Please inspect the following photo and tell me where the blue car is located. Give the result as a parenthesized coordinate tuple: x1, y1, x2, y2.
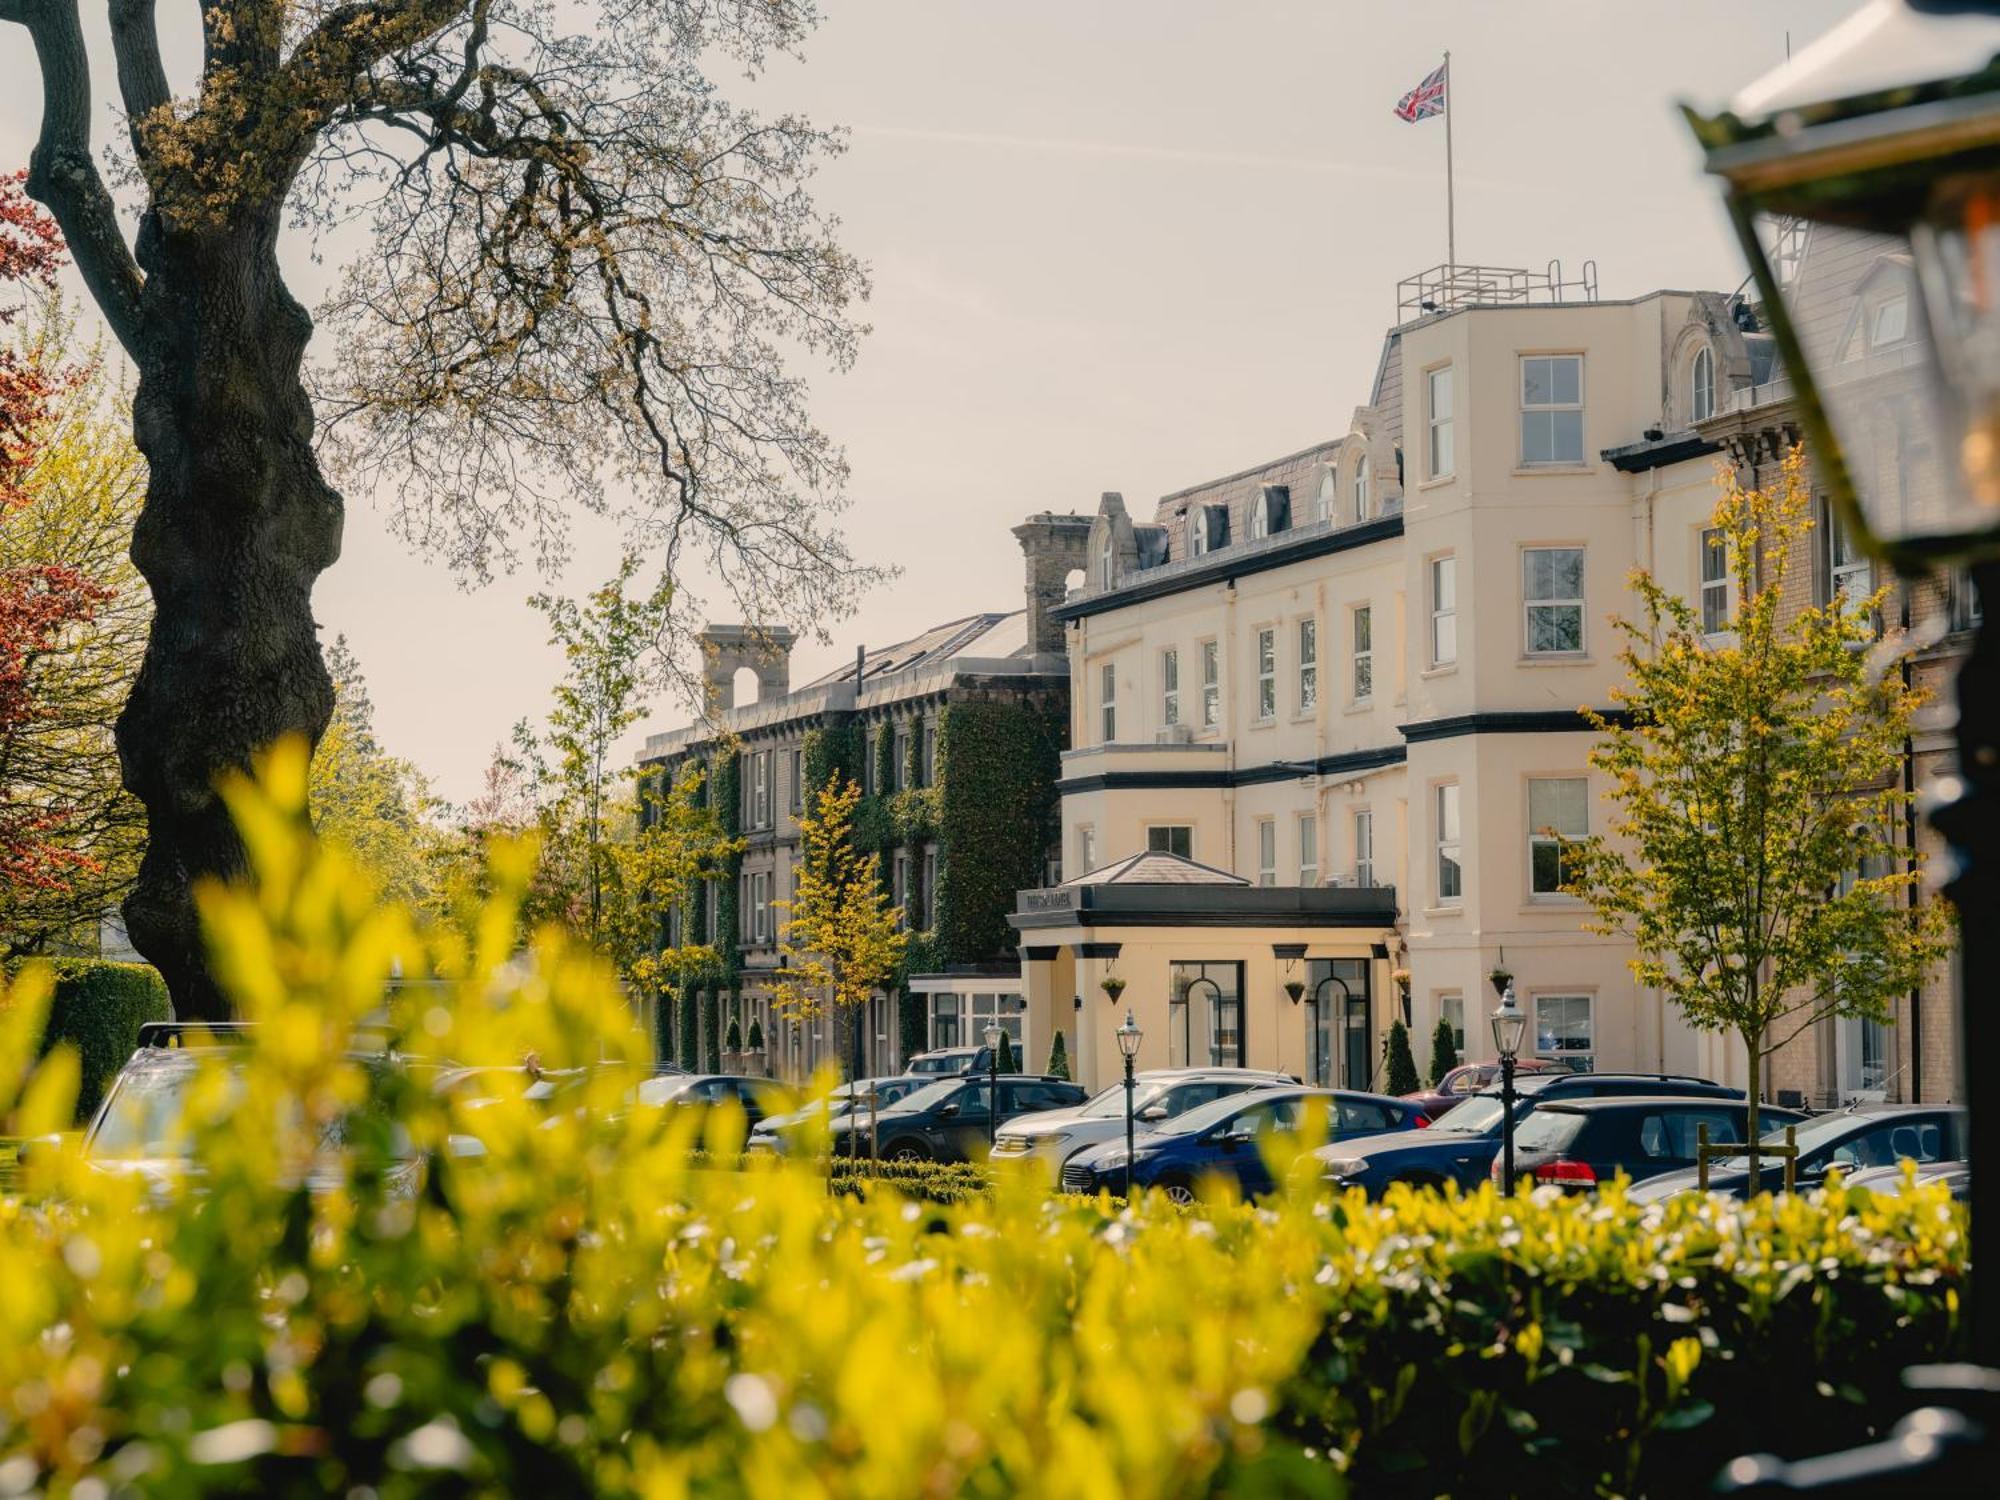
(1311, 1072, 1739, 1197)
(1061, 1086, 1425, 1203)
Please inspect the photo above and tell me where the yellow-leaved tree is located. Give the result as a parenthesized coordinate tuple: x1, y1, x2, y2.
(775, 775, 907, 1125)
(1569, 450, 1954, 1186)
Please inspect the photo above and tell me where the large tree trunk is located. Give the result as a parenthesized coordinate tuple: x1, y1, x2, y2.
(115, 209, 342, 1020)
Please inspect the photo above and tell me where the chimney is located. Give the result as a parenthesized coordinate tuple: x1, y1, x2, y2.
(1012, 509, 1096, 657)
(697, 623, 798, 714)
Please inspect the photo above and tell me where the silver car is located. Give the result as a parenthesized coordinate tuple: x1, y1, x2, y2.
(991, 1067, 1295, 1177)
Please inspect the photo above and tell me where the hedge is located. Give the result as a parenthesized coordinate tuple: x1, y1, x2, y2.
(6, 958, 170, 1122)
(0, 765, 1960, 1497)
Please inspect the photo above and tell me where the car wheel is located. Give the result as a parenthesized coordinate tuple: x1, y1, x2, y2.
(887, 1140, 930, 1163)
(1396, 1173, 1445, 1195)
(1158, 1177, 1196, 1207)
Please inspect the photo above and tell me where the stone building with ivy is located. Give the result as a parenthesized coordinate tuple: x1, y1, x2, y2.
(637, 514, 1089, 1079)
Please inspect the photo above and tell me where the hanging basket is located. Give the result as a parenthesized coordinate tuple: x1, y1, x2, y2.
(1283, 978, 1306, 1005)
(1488, 968, 1514, 999)
(1100, 974, 1128, 1003)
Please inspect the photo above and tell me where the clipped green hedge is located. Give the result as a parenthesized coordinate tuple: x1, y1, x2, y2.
(8, 958, 170, 1122)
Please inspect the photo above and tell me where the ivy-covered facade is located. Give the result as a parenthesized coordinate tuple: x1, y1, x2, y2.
(637, 590, 1081, 1080)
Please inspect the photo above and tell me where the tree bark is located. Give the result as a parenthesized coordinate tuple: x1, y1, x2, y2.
(1744, 1021, 1763, 1197)
(114, 208, 342, 1019)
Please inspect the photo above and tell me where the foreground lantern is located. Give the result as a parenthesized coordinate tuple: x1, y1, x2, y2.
(1685, 0, 2000, 572)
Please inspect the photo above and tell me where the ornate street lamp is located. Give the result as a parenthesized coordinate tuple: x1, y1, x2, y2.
(1116, 1009, 1144, 1200)
(983, 1021, 1004, 1152)
(1687, 0, 2000, 1362)
(1491, 983, 1527, 1196)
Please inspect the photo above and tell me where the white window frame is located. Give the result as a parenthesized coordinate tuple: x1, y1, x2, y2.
(1353, 808, 1375, 887)
(1298, 813, 1318, 886)
(1533, 993, 1594, 1071)
(1823, 498, 1874, 619)
(1439, 993, 1466, 1054)
(1430, 555, 1458, 667)
(1254, 628, 1276, 722)
(1523, 546, 1586, 657)
(1519, 353, 1585, 467)
(893, 727, 910, 792)
(1256, 818, 1276, 886)
(1160, 647, 1180, 727)
(1076, 825, 1096, 877)
(1188, 509, 1209, 558)
(1352, 604, 1373, 702)
(1249, 497, 1268, 541)
(1690, 345, 1715, 424)
(1098, 532, 1116, 589)
(1200, 639, 1220, 728)
(1426, 365, 1454, 479)
(1871, 293, 1909, 349)
(753, 750, 772, 828)
(1353, 452, 1371, 521)
(1316, 465, 1337, 523)
(1700, 527, 1729, 635)
(1100, 663, 1117, 743)
(1527, 776, 1589, 899)
(1297, 618, 1318, 713)
(1435, 783, 1463, 906)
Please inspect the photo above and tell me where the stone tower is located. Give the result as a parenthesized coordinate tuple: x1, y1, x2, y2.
(1012, 510, 1094, 657)
(698, 623, 798, 713)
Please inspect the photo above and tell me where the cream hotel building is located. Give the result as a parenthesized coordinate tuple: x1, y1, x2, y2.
(1010, 256, 1933, 1103)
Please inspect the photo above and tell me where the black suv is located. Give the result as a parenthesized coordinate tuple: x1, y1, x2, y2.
(1312, 1072, 1742, 1196)
(1498, 1095, 1808, 1192)
(1629, 1103, 1969, 1202)
(831, 1074, 1088, 1162)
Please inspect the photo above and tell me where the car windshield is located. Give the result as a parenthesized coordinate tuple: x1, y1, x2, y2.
(1512, 1110, 1586, 1151)
(1153, 1089, 1287, 1138)
(886, 1079, 965, 1113)
(91, 1060, 407, 1159)
(1075, 1080, 1175, 1119)
(1433, 1096, 1508, 1135)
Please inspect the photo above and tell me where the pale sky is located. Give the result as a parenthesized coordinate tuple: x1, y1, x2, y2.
(1, 1, 1856, 804)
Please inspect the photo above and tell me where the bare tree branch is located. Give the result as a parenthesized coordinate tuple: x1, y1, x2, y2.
(4, 0, 145, 351)
(108, 0, 171, 150)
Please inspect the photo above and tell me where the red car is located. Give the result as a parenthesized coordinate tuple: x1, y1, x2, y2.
(1403, 1058, 1570, 1121)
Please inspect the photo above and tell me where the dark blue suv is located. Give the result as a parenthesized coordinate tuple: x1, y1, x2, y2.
(1062, 1086, 1425, 1203)
(1310, 1072, 1739, 1197)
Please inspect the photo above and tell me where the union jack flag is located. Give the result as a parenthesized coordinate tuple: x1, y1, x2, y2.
(1394, 63, 1448, 123)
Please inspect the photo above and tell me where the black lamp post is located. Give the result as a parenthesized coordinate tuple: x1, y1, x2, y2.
(1491, 983, 1526, 1196)
(983, 1021, 1004, 1152)
(1116, 1008, 1144, 1200)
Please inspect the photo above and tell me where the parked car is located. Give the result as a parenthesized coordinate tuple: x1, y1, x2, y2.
(76, 1022, 422, 1197)
(1311, 1072, 1740, 1197)
(636, 1073, 795, 1131)
(1492, 1096, 1807, 1192)
(749, 1075, 932, 1152)
(1626, 1104, 1969, 1203)
(904, 1045, 994, 1078)
(832, 1074, 1087, 1162)
(1403, 1057, 1569, 1121)
(991, 1067, 1296, 1176)
(1063, 1087, 1425, 1204)
(1843, 1159, 1970, 1203)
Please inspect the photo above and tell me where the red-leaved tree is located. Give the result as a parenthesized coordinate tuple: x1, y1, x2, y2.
(1, 172, 113, 897)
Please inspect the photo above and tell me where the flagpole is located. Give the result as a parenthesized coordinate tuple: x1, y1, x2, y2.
(1443, 50, 1456, 278)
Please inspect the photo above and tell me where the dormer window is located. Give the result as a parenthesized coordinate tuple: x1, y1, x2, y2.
(1188, 509, 1208, 557)
(1690, 345, 1714, 423)
(1353, 454, 1371, 521)
(1249, 499, 1268, 541)
(1316, 465, 1337, 522)
(1097, 531, 1115, 589)
(1871, 294, 1908, 350)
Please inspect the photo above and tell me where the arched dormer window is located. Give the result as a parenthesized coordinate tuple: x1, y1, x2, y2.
(1353, 453, 1371, 522)
(1097, 530, 1115, 589)
(1315, 465, 1337, 523)
(1188, 510, 1208, 558)
(1690, 345, 1714, 423)
(1248, 497, 1268, 541)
